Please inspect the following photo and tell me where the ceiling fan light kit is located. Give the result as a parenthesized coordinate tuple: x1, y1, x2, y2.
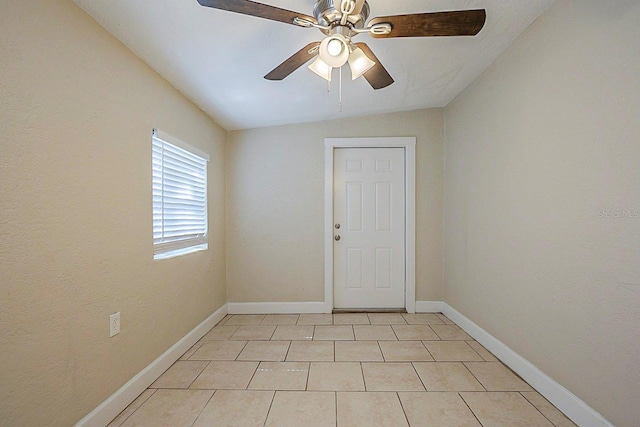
(196, 0, 486, 91)
(348, 46, 375, 80)
(319, 33, 350, 68)
(308, 56, 333, 81)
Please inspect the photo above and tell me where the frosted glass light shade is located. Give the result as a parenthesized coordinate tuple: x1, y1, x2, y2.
(308, 56, 332, 81)
(319, 34, 349, 68)
(348, 47, 376, 80)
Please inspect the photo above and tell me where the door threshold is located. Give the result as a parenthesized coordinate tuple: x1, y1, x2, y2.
(332, 308, 407, 314)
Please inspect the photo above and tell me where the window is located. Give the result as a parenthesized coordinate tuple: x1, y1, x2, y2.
(152, 129, 209, 260)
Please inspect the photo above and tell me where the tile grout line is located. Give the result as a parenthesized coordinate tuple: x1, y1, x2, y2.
(520, 391, 566, 427)
(245, 360, 261, 391)
(234, 340, 250, 361)
(261, 390, 277, 427)
(282, 340, 292, 362)
(461, 361, 489, 392)
(390, 324, 401, 341)
(427, 323, 442, 341)
(183, 341, 204, 361)
(418, 340, 436, 361)
(376, 340, 386, 362)
(186, 360, 211, 390)
(306, 361, 313, 392)
(268, 325, 278, 340)
(410, 361, 428, 392)
(458, 391, 484, 426)
(462, 340, 485, 360)
(359, 361, 368, 392)
(395, 391, 412, 427)
(107, 389, 157, 427)
(188, 389, 216, 427)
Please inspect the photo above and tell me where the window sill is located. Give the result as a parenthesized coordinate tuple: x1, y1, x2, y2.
(154, 243, 208, 261)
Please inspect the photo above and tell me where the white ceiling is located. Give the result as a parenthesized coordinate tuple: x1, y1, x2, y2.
(74, 0, 555, 130)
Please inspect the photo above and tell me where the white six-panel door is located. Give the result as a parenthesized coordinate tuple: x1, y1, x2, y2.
(333, 147, 406, 309)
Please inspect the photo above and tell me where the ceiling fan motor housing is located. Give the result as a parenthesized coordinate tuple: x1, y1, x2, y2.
(313, 0, 370, 33)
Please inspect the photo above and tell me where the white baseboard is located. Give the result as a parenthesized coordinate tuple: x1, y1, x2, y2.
(441, 302, 614, 427)
(227, 302, 325, 314)
(414, 300, 445, 313)
(75, 304, 228, 427)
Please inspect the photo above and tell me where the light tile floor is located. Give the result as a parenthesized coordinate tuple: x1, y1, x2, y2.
(109, 313, 577, 427)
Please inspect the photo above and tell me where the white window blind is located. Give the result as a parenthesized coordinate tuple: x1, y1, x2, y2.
(152, 129, 209, 259)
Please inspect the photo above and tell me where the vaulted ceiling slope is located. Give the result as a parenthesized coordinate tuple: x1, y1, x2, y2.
(74, 0, 555, 130)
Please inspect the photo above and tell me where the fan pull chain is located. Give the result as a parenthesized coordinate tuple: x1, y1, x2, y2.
(339, 65, 343, 112)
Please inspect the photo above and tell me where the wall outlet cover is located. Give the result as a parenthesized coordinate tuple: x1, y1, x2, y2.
(110, 312, 120, 337)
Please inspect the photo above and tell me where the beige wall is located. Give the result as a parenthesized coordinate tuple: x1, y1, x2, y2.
(0, 1, 226, 425)
(6, 0, 637, 425)
(443, 1, 640, 426)
(227, 109, 444, 303)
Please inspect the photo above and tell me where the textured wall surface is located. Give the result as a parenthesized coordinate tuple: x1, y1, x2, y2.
(227, 109, 444, 303)
(0, 1, 227, 425)
(444, 1, 640, 426)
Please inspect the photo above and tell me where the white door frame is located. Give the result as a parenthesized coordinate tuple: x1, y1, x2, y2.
(324, 137, 416, 313)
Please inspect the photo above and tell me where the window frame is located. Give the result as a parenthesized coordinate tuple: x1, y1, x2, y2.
(152, 129, 209, 260)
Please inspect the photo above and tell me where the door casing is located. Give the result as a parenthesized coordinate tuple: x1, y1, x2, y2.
(324, 137, 416, 313)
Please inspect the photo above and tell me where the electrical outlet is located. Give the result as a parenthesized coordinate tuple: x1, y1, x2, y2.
(109, 312, 120, 337)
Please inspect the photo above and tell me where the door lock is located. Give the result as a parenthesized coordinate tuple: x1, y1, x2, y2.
(335, 223, 341, 229)
(334, 235, 341, 241)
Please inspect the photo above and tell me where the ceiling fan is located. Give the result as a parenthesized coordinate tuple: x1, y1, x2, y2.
(196, 0, 486, 89)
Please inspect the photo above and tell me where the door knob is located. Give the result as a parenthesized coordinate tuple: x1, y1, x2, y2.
(335, 223, 341, 229)
(334, 235, 341, 241)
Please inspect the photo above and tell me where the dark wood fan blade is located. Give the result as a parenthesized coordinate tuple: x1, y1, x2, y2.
(264, 42, 321, 80)
(368, 9, 486, 38)
(197, 0, 317, 26)
(354, 42, 394, 90)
